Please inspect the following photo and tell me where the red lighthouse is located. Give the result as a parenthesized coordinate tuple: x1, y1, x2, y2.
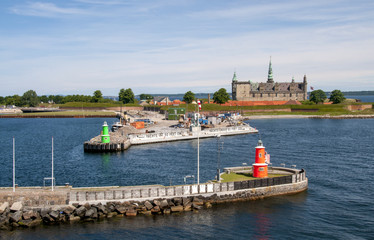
(252, 140, 268, 178)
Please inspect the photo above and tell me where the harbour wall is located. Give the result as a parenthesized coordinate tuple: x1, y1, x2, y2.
(0, 168, 307, 230)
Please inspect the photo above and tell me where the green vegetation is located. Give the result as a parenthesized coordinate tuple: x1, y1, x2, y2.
(92, 90, 103, 103)
(119, 88, 135, 104)
(139, 94, 154, 100)
(221, 172, 288, 183)
(213, 88, 230, 104)
(183, 91, 195, 104)
(5, 111, 116, 117)
(329, 90, 346, 104)
(21, 90, 39, 107)
(309, 89, 327, 104)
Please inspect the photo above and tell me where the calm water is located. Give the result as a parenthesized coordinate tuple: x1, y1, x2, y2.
(0, 118, 373, 239)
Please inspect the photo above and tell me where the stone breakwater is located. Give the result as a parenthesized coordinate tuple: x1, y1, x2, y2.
(0, 167, 307, 231)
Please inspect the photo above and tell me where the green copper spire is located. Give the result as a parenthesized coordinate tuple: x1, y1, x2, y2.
(267, 57, 274, 83)
(232, 71, 237, 82)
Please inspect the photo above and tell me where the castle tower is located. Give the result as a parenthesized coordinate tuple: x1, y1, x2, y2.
(252, 140, 268, 178)
(303, 75, 308, 100)
(267, 57, 274, 83)
(101, 121, 110, 143)
(232, 72, 238, 100)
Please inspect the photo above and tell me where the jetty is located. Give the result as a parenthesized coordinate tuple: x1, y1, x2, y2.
(84, 110, 258, 152)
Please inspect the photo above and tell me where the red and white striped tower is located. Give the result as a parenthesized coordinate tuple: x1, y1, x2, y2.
(252, 140, 268, 178)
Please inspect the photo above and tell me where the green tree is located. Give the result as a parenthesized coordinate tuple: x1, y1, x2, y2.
(139, 94, 154, 100)
(183, 91, 195, 104)
(309, 90, 327, 104)
(21, 90, 39, 107)
(92, 90, 103, 103)
(329, 90, 345, 104)
(0, 96, 4, 105)
(5, 95, 22, 106)
(213, 88, 230, 104)
(119, 88, 135, 104)
(39, 95, 49, 103)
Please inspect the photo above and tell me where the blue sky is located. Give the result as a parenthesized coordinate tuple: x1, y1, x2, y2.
(1, 0, 373, 96)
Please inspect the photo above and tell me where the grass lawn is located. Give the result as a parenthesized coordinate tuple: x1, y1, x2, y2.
(220, 172, 289, 183)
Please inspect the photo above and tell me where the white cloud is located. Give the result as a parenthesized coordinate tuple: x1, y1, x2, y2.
(10, 2, 90, 17)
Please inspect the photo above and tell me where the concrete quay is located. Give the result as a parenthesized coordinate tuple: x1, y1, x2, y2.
(0, 167, 307, 230)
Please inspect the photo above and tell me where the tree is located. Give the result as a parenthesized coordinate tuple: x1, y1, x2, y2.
(92, 90, 103, 103)
(329, 90, 345, 104)
(309, 90, 327, 104)
(21, 90, 39, 107)
(0, 96, 4, 105)
(139, 94, 154, 100)
(119, 88, 135, 104)
(6, 95, 22, 106)
(39, 95, 49, 103)
(213, 88, 230, 104)
(183, 91, 195, 104)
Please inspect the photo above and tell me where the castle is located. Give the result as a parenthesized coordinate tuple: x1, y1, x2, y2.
(231, 59, 308, 101)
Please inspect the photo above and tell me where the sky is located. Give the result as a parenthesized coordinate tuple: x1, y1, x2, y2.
(0, 0, 373, 96)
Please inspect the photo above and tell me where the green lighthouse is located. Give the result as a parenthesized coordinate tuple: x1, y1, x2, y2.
(101, 121, 110, 143)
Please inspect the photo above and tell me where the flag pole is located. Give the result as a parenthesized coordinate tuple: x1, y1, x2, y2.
(52, 136, 54, 191)
(13, 137, 15, 192)
(197, 105, 200, 185)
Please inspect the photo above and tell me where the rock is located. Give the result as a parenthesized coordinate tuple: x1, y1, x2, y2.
(192, 203, 202, 210)
(18, 219, 33, 228)
(160, 200, 169, 209)
(0, 202, 9, 214)
(184, 202, 192, 211)
(22, 210, 34, 220)
(0, 215, 9, 228)
(72, 203, 79, 208)
(85, 209, 95, 218)
(126, 209, 137, 217)
(84, 203, 91, 210)
(40, 208, 50, 218)
(107, 212, 118, 218)
(182, 197, 191, 207)
(62, 205, 76, 215)
(10, 202, 23, 212)
(151, 206, 161, 213)
(167, 199, 175, 207)
(9, 211, 22, 223)
(144, 201, 153, 210)
(173, 197, 183, 206)
(49, 210, 60, 220)
(69, 215, 81, 222)
(163, 208, 171, 214)
(192, 197, 204, 206)
(75, 206, 87, 217)
(42, 214, 54, 223)
(153, 200, 161, 206)
(28, 219, 42, 228)
(205, 202, 212, 208)
(115, 206, 127, 214)
(170, 206, 183, 212)
(141, 211, 152, 216)
(94, 204, 107, 214)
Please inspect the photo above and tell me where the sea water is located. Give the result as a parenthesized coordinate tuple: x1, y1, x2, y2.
(0, 118, 373, 239)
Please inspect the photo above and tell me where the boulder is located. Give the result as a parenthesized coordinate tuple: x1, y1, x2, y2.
(94, 204, 107, 214)
(28, 219, 42, 228)
(126, 209, 137, 217)
(173, 197, 183, 206)
(85, 208, 98, 219)
(167, 199, 175, 206)
(205, 202, 212, 208)
(10, 202, 23, 212)
(18, 219, 33, 228)
(153, 200, 161, 206)
(192, 203, 202, 210)
(22, 210, 34, 220)
(182, 197, 191, 207)
(151, 206, 160, 213)
(192, 197, 204, 206)
(141, 211, 152, 216)
(48, 210, 60, 220)
(0, 202, 9, 214)
(9, 211, 22, 223)
(84, 203, 91, 210)
(107, 212, 118, 218)
(69, 215, 81, 222)
(0, 215, 9, 228)
(115, 206, 127, 214)
(160, 200, 169, 209)
(75, 206, 87, 217)
(62, 205, 76, 215)
(144, 201, 153, 210)
(170, 205, 183, 212)
(184, 202, 193, 211)
(163, 208, 171, 214)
